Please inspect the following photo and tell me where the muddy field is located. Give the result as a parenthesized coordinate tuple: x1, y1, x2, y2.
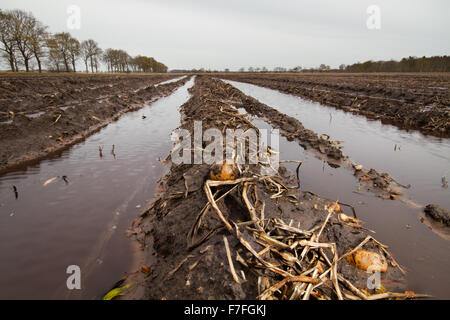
(219, 73, 450, 137)
(0, 73, 188, 173)
(0, 73, 448, 300)
(123, 76, 430, 300)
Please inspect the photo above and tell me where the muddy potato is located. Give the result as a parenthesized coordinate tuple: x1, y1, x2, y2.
(339, 213, 359, 224)
(140, 265, 151, 274)
(209, 160, 239, 181)
(346, 250, 388, 273)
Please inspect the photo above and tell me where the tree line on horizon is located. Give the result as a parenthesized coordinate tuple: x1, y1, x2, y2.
(172, 56, 449, 74)
(342, 56, 450, 73)
(0, 9, 168, 73)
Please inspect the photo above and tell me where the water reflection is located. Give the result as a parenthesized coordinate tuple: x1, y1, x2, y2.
(224, 80, 450, 209)
(242, 111, 450, 299)
(0, 77, 194, 299)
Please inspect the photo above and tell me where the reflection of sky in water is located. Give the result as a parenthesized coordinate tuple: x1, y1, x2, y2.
(225, 80, 450, 209)
(234, 105, 450, 299)
(0, 77, 194, 299)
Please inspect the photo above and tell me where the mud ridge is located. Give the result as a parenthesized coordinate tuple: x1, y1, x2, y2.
(0, 76, 191, 174)
(219, 73, 450, 137)
(124, 76, 415, 300)
(212, 77, 406, 200)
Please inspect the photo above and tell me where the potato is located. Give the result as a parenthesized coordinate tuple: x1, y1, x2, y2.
(209, 160, 239, 181)
(346, 250, 388, 272)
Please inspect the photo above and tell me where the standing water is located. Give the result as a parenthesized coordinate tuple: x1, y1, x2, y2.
(155, 76, 187, 87)
(0, 77, 194, 299)
(224, 80, 450, 210)
(226, 83, 450, 298)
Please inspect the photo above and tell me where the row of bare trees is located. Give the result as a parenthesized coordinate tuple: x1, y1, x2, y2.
(0, 8, 168, 73)
(103, 50, 168, 73)
(130, 55, 168, 73)
(0, 9, 47, 72)
(45, 32, 103, 72)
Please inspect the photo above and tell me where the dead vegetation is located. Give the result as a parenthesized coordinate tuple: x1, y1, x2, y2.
(127, 76, 427, 300)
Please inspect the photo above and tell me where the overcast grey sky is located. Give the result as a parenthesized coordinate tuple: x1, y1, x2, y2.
(1, 0, 449, 70)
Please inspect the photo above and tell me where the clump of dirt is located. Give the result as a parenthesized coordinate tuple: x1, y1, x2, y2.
(353, 167, 406, 200)
(0, 75, 190, 174)
(424, 204, 450, 227)
(219, 73, 450, 137)
(123, 76, 423, 301)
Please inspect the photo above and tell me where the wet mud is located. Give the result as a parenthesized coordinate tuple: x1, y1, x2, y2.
(0, 76, 195, 299)
(0, 74, 190, 173)
(125, 76, 417, 300)
(219, 73, 450, 137)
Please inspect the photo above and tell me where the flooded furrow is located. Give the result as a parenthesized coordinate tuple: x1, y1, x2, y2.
(155, 76, 187, 87)
(0, 77, 195, 299)
(224, 80, 450, 210)
(226, 91, 450, 298)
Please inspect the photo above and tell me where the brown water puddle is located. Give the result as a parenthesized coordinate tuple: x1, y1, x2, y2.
(0, 77, 194, 299)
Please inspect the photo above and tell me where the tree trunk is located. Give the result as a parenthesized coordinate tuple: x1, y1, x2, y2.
(8, 53, 15, 72)
(35, 55, 42, 73)
(72, 55, 76, 72)
(24, 58, 29, 72)
(90, 56, 94, 73)
(84, 59, 88, 72)
(63, 55, 69, 72)
(14, 57, 18, 72)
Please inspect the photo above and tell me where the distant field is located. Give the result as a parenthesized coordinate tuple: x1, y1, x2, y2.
(219, 72, 450, 136)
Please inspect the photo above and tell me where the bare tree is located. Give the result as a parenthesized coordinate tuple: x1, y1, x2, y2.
(50, 33, 70, 71)
(27, 17, 48, 73)
(0, 10, 17, 71)
(153, 60, 167, 73)
(48, 32, 79, 72)
(102, 49, 130, 72)
(10, 10, 36, 71)
(1, 8, 173, 73)
(80, 39, 102, 72)
(80, 40, 90, 72)
(68, 37, 79, 72)
(93, 53, 101, 72)
(1, 9, 48, 72)
(90, 46, 102, 72)
(319, 64, 330, 71)
(46, 37, 63, 71)
(102, 48, 114, 72)
(103, 50, 167, 73)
